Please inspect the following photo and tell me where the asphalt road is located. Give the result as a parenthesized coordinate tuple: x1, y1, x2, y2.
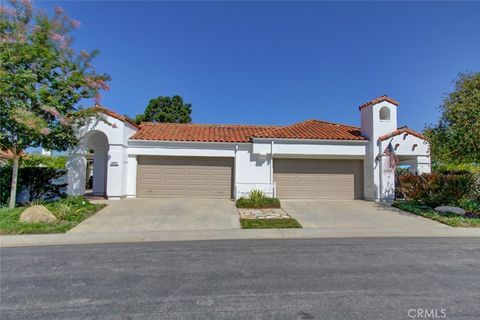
(1, 238, 480, 320)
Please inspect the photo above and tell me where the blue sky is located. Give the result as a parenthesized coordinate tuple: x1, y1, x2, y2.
(38, 1, 480, 131)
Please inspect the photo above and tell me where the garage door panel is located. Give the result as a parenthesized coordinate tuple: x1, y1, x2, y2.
(274, 159, 363, 199)
(137, 156, 233, 199)
(210, 180, 231, 186)
(184, 188, 208, 196)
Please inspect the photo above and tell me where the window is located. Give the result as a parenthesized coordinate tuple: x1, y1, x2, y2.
(379, 106, 390, 121)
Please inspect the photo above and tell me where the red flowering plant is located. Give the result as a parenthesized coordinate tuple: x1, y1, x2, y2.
(0, 0, 110, 207)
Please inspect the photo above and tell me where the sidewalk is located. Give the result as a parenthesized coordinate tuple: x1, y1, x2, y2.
(2, 226, 480, 248)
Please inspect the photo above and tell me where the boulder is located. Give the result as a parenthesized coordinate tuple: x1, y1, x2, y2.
(434, 206, 466, 215)
(19, 205, 57, 223)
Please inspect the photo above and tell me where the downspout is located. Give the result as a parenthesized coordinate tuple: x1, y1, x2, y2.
(378, 140, 383, 202)
(270, 141, 275, 197)
(234, 144, 238, 200)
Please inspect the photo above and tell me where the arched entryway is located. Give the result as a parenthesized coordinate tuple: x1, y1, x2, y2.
(84, 130, 109, 197)
(66, 129, 110, 197)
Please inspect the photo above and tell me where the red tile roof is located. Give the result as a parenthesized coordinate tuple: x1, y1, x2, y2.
(130, 123, 280, 143)
(92, 106, 139, 128)
(378, 126, 427, 141)
(253, 120, 367, 141)
(358, 95, 400, 110)
(131, 120, 367, 143)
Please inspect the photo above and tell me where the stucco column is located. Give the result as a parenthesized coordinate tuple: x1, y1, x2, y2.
(125, 154, 137, 198)
(106, 145, 126, 199)
(66, 144, 87, 196)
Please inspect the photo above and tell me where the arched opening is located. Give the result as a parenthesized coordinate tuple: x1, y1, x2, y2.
(84, 131, 109, 197)
(379, 106, 390, 121)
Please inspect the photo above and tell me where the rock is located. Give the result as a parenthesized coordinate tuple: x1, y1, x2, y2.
(19, 205, 57, 223)
(434, 206, 466, 215)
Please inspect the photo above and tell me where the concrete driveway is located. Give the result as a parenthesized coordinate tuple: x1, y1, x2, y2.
(69, 198, 240, 233)
(282, 200, 454, 233)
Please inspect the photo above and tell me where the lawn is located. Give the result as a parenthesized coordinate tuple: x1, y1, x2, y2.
(392, 201, 480, 228)
(240, 218, 302, 229)
(0, 197, 106, 235)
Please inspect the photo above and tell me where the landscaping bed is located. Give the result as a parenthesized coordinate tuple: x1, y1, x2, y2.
(236, 189, 303, 229)
(394, 169, 480, 227)
(392, 201, 480, 228)
(236, 197, 281, 209)
(0, 196, 106, 235)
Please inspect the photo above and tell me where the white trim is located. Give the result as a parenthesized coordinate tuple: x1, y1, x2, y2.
(128, 139, 248, 146)
(252, 138, 369, 144)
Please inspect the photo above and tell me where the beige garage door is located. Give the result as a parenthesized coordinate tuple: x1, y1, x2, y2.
(274, 159, 364, 199)
(137, 156, 233, 199)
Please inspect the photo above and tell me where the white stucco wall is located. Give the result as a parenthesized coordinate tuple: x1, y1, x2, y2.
(235, 144, 273, 198)
(260, 139, 367, 157)
(383, 133, 430, 158)
(126, 155, 137, 198)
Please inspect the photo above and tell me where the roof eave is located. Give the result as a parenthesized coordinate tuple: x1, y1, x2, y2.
(251, 137, 369, 143)
(128, 138, 250, 145)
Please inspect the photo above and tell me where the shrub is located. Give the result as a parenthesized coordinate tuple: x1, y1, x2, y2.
(458, 198, 480, 213)
(20, 154, 67, 169)
(236, 189, 281, 208)
(398, 172, 476, 207)
(52, 202, 85, 220)
(0, 166, 67, 205)
(58, 196, 89, 207)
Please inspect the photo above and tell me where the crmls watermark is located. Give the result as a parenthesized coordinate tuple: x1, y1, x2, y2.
(408, 308, 447, 319)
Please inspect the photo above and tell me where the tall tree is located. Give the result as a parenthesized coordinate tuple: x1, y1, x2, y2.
(424, 72, 480, 164)
(136, 95, 192, 123)
(0, 1, 110, 207)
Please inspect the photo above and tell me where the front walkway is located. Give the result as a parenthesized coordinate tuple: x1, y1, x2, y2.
(69, 198, 241, 233)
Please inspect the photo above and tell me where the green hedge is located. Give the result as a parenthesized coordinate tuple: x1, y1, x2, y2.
(0, 166, 67, 206)
(20, 154, 67, 169)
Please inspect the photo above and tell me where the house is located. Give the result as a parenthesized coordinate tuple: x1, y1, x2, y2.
(66, 96, 431, 201)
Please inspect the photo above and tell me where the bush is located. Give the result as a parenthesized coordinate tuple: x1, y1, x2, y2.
(48, 196, 100, 222)
(398, 172, 476, 207)
(0, 166, 67, 205)
(20, 154, 67, 169)
(236, 189, 281, 208)
(458, 198, 480, 213)
(433, 163, 480, 174)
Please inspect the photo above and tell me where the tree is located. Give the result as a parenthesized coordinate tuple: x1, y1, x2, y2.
(136, 95, 192, 124)
(424, 72, 480, 165)
(0, 1, 110, 208)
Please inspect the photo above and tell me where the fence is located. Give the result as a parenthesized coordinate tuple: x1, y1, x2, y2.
(235, 182, 276, 199)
